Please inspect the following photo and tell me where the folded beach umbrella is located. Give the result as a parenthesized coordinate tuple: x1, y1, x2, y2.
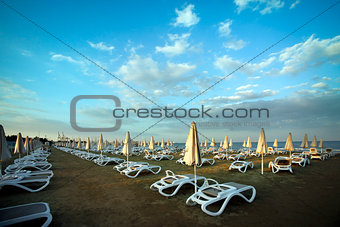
(300, 134, 309, 148)
(171, 141, 174, 146)
(310, 136, 317, 147)
(256, 128, 267, 175)
(319, 138, 324, 152)
(246, 136, 252, 153)
(149, 136, 155, 151)
(220, 140, 223, 147)
(210, 137, 215, 147)
(98, 133, 104, 156)
(200, 141, 203, 147)
(114, 139, 118, 148)
(204, 140, 207, 147)
(273, 138, 278, 153)
(167, 139, 170, 147)
(183, 122, 202, 193)
(161, 138, 165, 148)
(229, 138, 233, 151)
(284, 132, 294, 157)
(123, 131, 132, 164)
(0, 125, 12, 176)
(242, 139, 246, 148)
(24, 136, 31, 155)
(14, 133, 26, 159)
(77, 138, 81, 149)
(223, 136, 229, 150)
(30, 138, 34, 151)
(86, 137, 91, 153)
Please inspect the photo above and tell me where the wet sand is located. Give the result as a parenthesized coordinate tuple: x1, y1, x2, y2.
(1, 147, 340, 226)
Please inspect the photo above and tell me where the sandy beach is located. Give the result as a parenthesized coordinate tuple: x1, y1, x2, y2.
(1, 147, 339, 226)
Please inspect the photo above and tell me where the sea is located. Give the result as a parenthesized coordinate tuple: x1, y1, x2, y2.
(173, 141, 340, 152)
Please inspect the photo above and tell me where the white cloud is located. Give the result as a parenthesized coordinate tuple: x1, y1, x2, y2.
(51, 54, 84, 65)
(277, 34, 340, 75)
(284, 82, 309, 89)
(155, 33, 190, 57)
(223, 39, 247, 50)
(290, 0, 300, 9)
(0, 78, 37, 101)
(173, 4, 200, 27)
(116, 55, 196, 87)
(202, 89, 278, 104)
(20, 49, 32, 57)
(234, 0, 284, 14)
(312, 82, 329, 89)
(218, 19, 232, 37)
(214, 55, 276, 75)
(248, 76, 261, 80)
(236, 84, 258, 90)
(88, 41, 114, 54)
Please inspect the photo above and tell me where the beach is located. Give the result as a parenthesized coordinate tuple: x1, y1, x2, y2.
(1, 147, 339, 226)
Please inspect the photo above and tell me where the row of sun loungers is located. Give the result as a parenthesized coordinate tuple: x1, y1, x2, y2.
(0, 147, 53, 226)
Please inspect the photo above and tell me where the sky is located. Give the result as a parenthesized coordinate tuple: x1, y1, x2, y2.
(1, 0, 340, 143)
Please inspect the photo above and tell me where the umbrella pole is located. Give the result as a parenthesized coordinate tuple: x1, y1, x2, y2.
(194, 164, 197, 193)
(261, 153, 264, 175)
(0, 161, 2, 179)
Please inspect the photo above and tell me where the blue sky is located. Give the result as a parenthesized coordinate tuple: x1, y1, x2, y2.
(1, 0, 340, 143)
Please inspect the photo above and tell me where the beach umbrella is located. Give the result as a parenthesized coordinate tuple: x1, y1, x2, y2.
(210, 137, 215, 147)
(300, 134, 309, 148)
(242, 139, 246, 148)
(30, 138, 34, 151)
(114, 139, 118, 148)
(14, 133, 26, 159)
(77, 138, 82, 149)
(200, 141, 203, 147)
(149, 136, 155, 151)
(167, 139, 170, 147)
(86, 137, 91, 153)
(273, 138, 278, 153)
(310, 136, 317, 147)
(161, 138, 165, 148)
(229, 138, 233, 151)
(98, 133, 104, 156)
(183, 122, 202, 193)
(122, 131, 132, 165)
(256, 128, 267, 175)
(171, 141, 174, 146)
(204, 140, 207, 147)
(246, 137, 252, 154)
(284, 132, 294, 158)
(319, 138, 324, 153)
(0, 125, 11, 176)
(24, 136, 31, 155)
(223, 136, 229, 150)
(219, 140, 223, 147)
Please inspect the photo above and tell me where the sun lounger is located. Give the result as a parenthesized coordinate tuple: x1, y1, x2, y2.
(227, 154, 246, 161)
(120, 163, 161, 178)
(176, 157, 185, 164)
(229, 161, 254, 173)
(0, 175, 51, 192)
(150, 170, 207, 197)
(5, 162, 52, 174)
(197, 158, 215, 167)
(290, 156, 310, 167)
(309, 148, 326, 160)
(94, 156, 125, 166)
(213, 153, 227, 160)
(186, 179, 256, 216)
(268, 157, 293, 173)
(114, 161, 149, 173)
(324, 148, 334, 157)
(0, 202, 52, 227)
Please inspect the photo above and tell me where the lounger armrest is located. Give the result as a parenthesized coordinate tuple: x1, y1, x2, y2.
(165, 170, 175, 177)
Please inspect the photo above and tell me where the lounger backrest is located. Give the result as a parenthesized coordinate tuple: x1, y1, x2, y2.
(309, 148, 317, 154)
(144, 150, 150, 155)
(325, 148, 332, 152)
(268, 147, 273, 151)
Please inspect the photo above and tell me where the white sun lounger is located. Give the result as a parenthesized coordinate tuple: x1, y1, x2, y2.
(0, 202, 52, 227)
(176, 157, 185, 165)
(227, 154, 246, 161)
(197, 158, 215, 167)
(229, 161, 254, 173)
(5, 162, 52, 174)
(268, 157, 293, 173)
(186, 179, 256, 216)
(213, 153, 227, 160)
(114, 161, 149, 173)
(120, 163, 161, 178)
(150, 170, 206, 197)
(0, 175, 51, 192)
(290, 156, 310, 167)
(94, 156, 125, 166)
